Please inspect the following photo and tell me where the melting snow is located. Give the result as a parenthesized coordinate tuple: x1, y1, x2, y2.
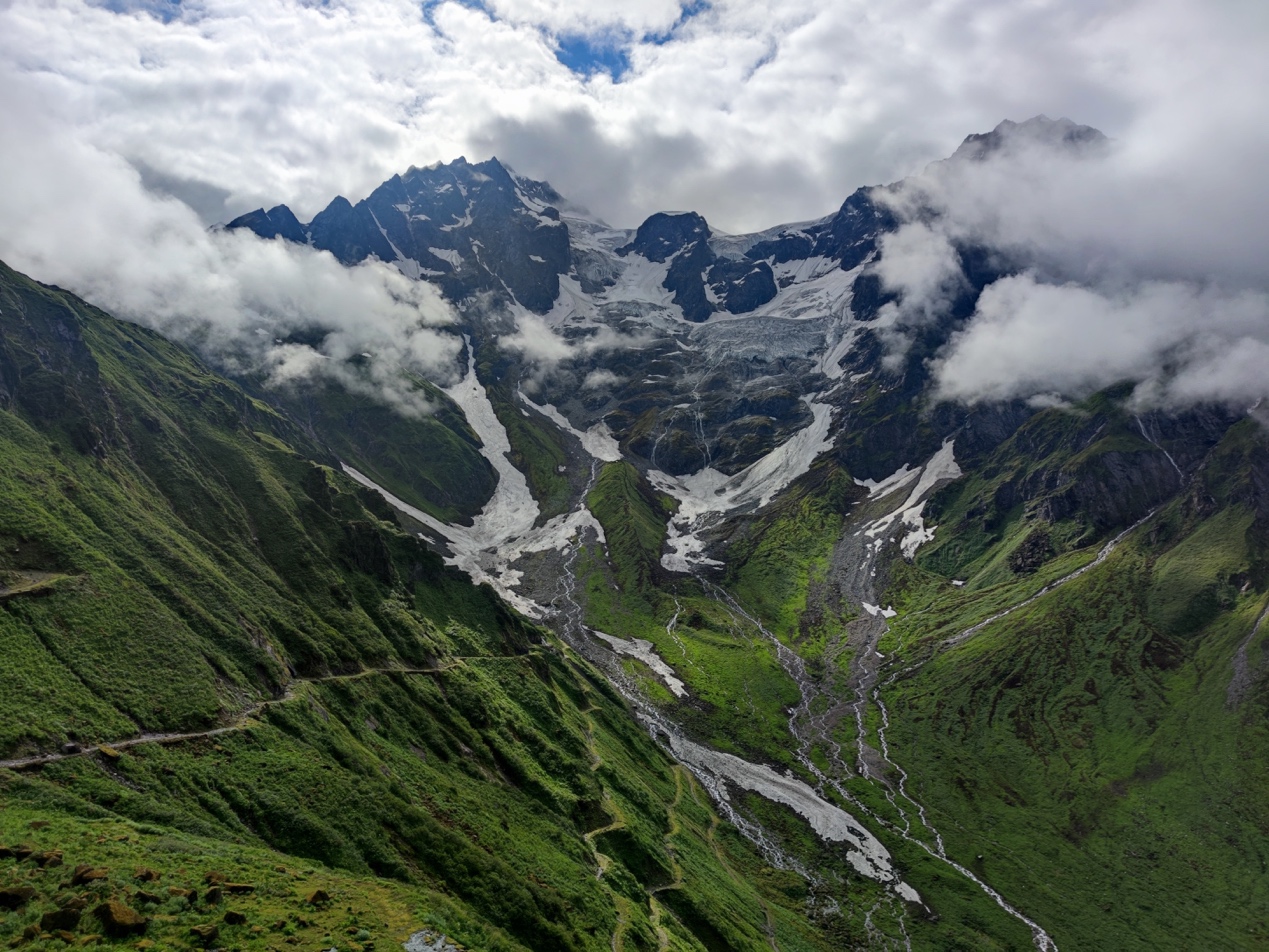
(862, 602, 897, 619)
(341, 339, 603, 618)
(519, 393, 622, 462)
(591, 633, 687, 697)
(662, 730, 919, 899)
(428, 247, 464, 268)
(861, 440, 963, 560)
(652, 398, 836, 573)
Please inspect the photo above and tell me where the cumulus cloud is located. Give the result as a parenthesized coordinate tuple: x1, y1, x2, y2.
(499, 312, 650, 387)
(482, 0, 684, 35)
(582, 368, 621, 389)
(4, 0, 1264, 234)
(0, 79, 460, 416)
(929, 276, 1269, 409)
(1, 0, 1266, 414)
(865, 9, 1269, 412)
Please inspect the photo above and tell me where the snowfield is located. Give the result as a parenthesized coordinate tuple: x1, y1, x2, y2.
(651, 397, 836, 572)
(342, 338, 604, 618)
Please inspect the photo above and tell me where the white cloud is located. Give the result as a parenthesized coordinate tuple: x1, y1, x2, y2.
(868, 101, 1269, 408)
(483, 0, 684, 35)
(0, 0, 1266, 414)
(930, 276, 1269, 408)
(0, 81, 460, 415)
(874, 223, 965, 324)
(582, 368, 620, 389)
(2, 0, 1264, 233)
(499, 312, 649, 375)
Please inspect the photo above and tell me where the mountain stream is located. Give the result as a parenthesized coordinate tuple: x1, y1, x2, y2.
(345, 344, 1075, 949)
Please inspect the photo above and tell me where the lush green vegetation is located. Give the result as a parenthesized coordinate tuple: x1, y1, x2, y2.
(0, 261, 840, 950)
(266, 375, 497, 525)
(871, 413, 1269, 950)
(577, 367, 1269, 949)
(6, 253, 1269, 950)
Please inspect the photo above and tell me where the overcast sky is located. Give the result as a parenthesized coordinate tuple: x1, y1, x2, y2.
(1, 0, 1267, 410)
(0, 0, 1260, 233)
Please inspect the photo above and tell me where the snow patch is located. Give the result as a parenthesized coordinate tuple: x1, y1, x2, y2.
(428, 247, 463, 268)
(862, 602, 897, 619)
(662, 730, 918, 899)
(519, 393, 622, 462)
(341, 338, 603, 618)
(591, 633, 687, 697)
(862, 440, 963, 560)
(702, 271, 721, 305)
(652, 398, 836, 573)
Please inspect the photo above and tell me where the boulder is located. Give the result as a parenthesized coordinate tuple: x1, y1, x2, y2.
(202, 885, 222, 906)
(92, 900, 147, 937)
(223, 882, 255, 894)
(133, 867, 160, 883)
(0, 886, 35, 909)
(189, 923, 219, 946)
(305, 889, 331, 905)
(70, 866, 108, 886)
(40, 907, 80, 932)
(222, 910, 247, 925)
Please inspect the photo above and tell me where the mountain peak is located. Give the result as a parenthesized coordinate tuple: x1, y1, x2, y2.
(952, 115, 1108, 162)
(617, 211, 711, 263)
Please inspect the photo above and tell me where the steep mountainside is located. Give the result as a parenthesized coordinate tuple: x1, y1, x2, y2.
(7, 115, 1269, 951)
(0, 262, 857, 951)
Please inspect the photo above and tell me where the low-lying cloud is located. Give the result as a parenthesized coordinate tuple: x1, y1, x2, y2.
(0, 83, 460, 416)
(871, 119, 1269, 410)
(929, 276, 1269, 409)
(499, 311, 651, 390)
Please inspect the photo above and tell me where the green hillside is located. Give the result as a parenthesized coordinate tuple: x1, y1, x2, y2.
(0, 261, 831, 951)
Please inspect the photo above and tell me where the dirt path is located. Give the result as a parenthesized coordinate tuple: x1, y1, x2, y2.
(0, 663, 457, 771)
(0, 571, 71, 602)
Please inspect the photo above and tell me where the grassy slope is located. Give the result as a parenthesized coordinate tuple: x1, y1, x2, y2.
(581, 386, 1269, 949)
(581, 462, 1046, 949)
(0, 262, 832, 951)
(582, 462, 801, 766)
(269, 376, 497, 525)
(876, 418, 1269, 950)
